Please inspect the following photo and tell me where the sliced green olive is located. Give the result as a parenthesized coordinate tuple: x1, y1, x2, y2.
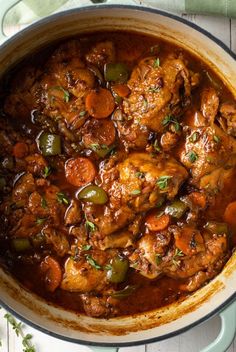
(106, 255, 129, 283)
(39, 132, 61, 156)
(204, 221, 229, 235)
(11, 238, 32, 252)
(78, 185, 108, 205)
(111, 285, 137, 299)
(165, 200, 188, 219)
(104, 63, 129, 83)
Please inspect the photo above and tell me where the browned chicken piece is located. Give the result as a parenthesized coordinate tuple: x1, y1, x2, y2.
(64, 199, 81, 226)
(28, 185, 67, 227)
(200, 87, 219, 125)
(94, 229, 135, 250)
(130, 224, 229, 288)
(42, 226, 69, 257)
(122, 55, 195, 133)
(4, 40, 95, 131)
(218, 102, 236, 137)
(86, 152, 188, 237)
(178, 117, 236, 189)
(12, 173, 36, 205)
(4, 66, 42, 119)
(81, 294, 118, 318)
(113, 109, 149, 150)
(36, 53, 95, 129)
(85, 41, 115, 69)
(61, 250, 110, 292)
(129, 231, 172, 279)
(25, 153, 48, 176)
(160, 131, 180, 151)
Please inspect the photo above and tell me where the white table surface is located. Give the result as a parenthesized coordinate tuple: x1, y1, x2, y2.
(1, 4, 236, 352)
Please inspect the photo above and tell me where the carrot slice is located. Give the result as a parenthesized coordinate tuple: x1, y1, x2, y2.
(112, 84, 130, 98)
(40, 256, 62, 292)
(85, 88, 115, 119)
(13, 142, 29, 158)
(189, 192, 206, 209)
(145, 212, 170, 232)
(65, 157, 96, 187)
(82, 118, 116, 148)
(224, 201, 236, 228)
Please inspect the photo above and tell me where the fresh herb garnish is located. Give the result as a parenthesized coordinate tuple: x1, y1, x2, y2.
(85, 255, 102, 270)
(156, 176, 172, 190)
(187, 151, 198, 163)
(131, 189, 141, 195)
(82, 244, 92, 251)
(148, 86, 161, 93)
(79, 110, 86, 117)
(189, 132, 199, 143)
(85, 215, 97, 232)
(153, 58, 160, 68)
(41, 196, 47, 209)
(50, 86, 70, 103)
(36, 217, 46, 225)
(156, 254, 162, 265)
(162, 115, 180, 132)
(213, 135, 220, 143)
(135, 171, 145, 179)
(57, 192, 69, 205)
(153, 139, 161, 152)
(172, 248, 184, 267)
(90, 143, 109, 151)
(42, 166, 51, 178)
(104, 264, 113, 271)
(143, 98, 148, 111)
(4, 313, 36, 352)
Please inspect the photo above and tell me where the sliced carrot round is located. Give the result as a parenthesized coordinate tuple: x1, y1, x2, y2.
(224, 201, 236, 228)
(85, 88, 115, 119)
(40, 256, 62, 292)
(112, 84, 130, 98)
(65, 157, 96, 187)
(145, 212, 170, 232)
(82, 118, 116, 148)
(13, 142, 29, 158)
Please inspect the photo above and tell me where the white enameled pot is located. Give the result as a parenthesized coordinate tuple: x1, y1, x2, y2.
(0, 3, 235, 352)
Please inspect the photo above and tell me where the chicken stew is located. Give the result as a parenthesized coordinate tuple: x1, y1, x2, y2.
(0, 32, 236, 318)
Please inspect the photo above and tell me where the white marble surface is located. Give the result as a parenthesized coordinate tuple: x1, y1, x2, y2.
(1, 4, 236, 352)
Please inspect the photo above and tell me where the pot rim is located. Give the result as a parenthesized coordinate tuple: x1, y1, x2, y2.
(1, 4, 236, 347)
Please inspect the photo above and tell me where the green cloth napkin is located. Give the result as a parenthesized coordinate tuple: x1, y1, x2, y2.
(4, 0, 236, 29)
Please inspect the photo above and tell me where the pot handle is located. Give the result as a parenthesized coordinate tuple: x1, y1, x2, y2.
(0, 0, 21, 43)
(89, 302, 236, 352)
(200, 300, 236, 352)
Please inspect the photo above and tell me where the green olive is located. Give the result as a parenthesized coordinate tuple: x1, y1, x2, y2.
(39, 132, 61, 156)
(106, 255, 129, 283)
(204, 221, 229, 235)
(165, 200, 188, 219)
(78, 185, 108, 205)
(104, 63, 129, 83)
(11, 238, 32, 252)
